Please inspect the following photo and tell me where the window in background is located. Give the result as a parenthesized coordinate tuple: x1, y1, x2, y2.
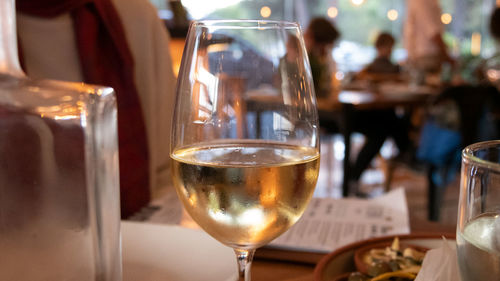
(151, 0, 499, 76)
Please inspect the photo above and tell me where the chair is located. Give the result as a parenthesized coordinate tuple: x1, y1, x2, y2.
(418, 85, 500, 221)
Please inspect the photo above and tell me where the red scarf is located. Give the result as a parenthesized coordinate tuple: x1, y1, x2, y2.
(17, 0, 150, 218)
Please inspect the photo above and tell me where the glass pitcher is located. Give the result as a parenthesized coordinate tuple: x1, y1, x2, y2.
(0, 0, 122, 280)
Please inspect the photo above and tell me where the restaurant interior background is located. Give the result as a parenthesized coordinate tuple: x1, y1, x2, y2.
(90, 1, 500, 241)
(141, 0, 500, 227)
(146, 0, 500, 226)
(152, 0, 498, 79)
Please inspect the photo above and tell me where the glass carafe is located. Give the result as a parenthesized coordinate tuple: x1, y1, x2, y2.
(0, 0, 122, 280)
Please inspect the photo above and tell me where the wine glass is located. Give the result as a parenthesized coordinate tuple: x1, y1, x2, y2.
(457, 140, 500, 281)
(170, 20, 319, 280)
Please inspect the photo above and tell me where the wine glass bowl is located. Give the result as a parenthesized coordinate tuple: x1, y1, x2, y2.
(171, 142, 319, 250)
(171, 20, 319, 280)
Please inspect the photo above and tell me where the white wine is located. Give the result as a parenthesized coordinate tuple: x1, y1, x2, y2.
(171, 142, 319, 249)
(457, 213, 500, 281)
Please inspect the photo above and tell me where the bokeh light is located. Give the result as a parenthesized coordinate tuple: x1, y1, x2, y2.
(351, 0, 364, 6)
(387, 9, 398, 21)
(441, 13, 452, 24)
(260, 6, 271, 18)
(327, 6, 338, 18)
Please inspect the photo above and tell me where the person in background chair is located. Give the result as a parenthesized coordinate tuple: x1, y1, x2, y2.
(16, 0, 177, 218)
(350, 32, 410, 195)
(304, 17, 340, 99)
(304, 17, 342, 134)
(357, 32, 401, 81)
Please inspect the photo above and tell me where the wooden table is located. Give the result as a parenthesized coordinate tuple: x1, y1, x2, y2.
(252, 214, 455, 281)
(317, 84, 439, 197)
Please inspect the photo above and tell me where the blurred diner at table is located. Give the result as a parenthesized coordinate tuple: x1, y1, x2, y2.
(356, 32, 401, 81)
(304, 17, 341, 99)
(343, 31, 412, 195)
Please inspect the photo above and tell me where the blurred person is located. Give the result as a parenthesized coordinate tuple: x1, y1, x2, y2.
(350, 32, 411, 195)
(404, 0, 454, 74)
(304, 17, 340, 99)
(490, 7, 500, 41)
(478, 7, 500, 87)
(16, 0, 177, 218)
(357, 32, 400, 80)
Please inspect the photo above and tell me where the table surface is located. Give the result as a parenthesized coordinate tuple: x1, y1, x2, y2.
(317, 83, 439, 111)
(316, 84, 440, 197)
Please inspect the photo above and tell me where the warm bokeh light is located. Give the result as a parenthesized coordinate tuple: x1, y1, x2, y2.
(351, 0, 364, 6)
(260, 6, 271, 18)
(441, 13, 452, 24)
(327, 6, 338, 18)
(387, 9, 398, 21)
(471, 32, 481, 56)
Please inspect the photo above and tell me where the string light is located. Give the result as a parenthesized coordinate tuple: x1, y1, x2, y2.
(387, 9, 398, 21)
(327, 6, 338, 18)
(260, 6, 271, 18)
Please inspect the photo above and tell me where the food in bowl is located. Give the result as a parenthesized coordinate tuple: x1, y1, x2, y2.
(349, 237, 427, 281)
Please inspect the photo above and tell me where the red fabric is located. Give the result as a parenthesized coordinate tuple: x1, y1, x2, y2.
(17, 0, 151, 218)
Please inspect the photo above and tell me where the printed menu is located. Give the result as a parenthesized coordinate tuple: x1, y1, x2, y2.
(137, 187, 410, 254)
(269, 188, 410, 253)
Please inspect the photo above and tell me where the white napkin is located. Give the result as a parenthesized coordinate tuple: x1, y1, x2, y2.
(414, 238, 461, 281)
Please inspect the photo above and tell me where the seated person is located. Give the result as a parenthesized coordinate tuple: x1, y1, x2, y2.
(350, 32, 410, 194)
(304, 17, 341, 133)
(304, 17, 340, 99)
(477, 7, 500, 88)
(356, 32, 401, 82)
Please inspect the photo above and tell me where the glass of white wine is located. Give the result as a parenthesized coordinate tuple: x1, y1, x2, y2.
(457, 140, 500, 281)
(170, 20, 319, 280)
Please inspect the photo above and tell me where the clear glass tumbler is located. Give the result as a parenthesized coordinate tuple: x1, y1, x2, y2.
(0, 0, 122, 280)
(457, 140, 500, 281)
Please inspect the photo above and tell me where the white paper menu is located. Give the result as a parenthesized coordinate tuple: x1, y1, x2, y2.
(269, 188, 410, 253)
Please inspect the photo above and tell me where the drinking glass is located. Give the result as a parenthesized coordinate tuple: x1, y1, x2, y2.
(457, 140, 500, 281)
(0, 0, 121, 280)
(171, 20, 320, 280)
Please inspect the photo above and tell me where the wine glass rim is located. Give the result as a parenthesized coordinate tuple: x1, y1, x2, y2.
(191, 19, 300, 29)
(463, 140, 500, 171)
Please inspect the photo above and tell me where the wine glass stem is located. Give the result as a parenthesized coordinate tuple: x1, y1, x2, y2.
(234, 248, 255, 281)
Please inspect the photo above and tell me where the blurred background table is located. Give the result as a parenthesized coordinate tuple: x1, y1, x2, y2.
(317, 83, 439, 198)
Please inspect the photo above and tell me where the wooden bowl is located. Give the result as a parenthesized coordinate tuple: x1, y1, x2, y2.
(353, 240, 429, 275)
(313, 233, 455, 281)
